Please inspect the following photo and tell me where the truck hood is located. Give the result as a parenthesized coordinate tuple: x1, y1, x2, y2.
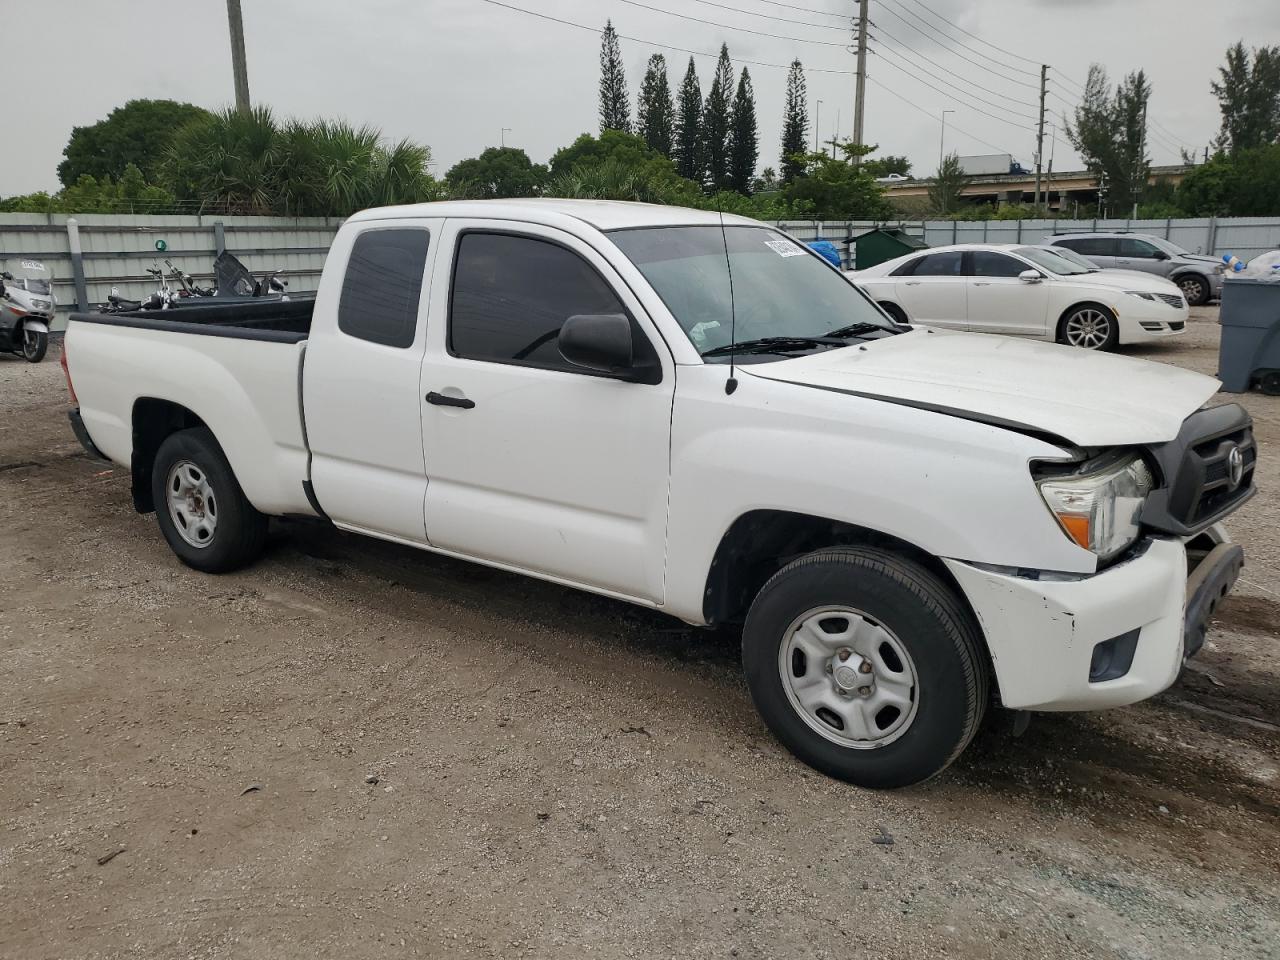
(743, 329, 1220, 447)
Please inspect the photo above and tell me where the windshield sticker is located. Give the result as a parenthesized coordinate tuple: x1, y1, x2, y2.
(764, 240, 806, 258)
(20, 259, 45, 271)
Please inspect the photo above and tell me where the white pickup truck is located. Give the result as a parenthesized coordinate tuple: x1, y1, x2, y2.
(63, 200, 1257, 788)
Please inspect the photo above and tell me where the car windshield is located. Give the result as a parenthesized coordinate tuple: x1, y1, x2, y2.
(1034, 245, 1098, 272)
(609, 225, 895, 360)
(1152, 237, 1193, 256)
(1015, 246, 1093, 276)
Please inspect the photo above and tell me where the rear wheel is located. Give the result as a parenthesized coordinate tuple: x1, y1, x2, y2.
(21, 326, 47, 363)
(1058, 304, 1119, 351)
(1260, 371, 1280, 396)
(1178, 274, 1209, 306)
(151, 427, 267, 572)
(741, 546, 988, 789)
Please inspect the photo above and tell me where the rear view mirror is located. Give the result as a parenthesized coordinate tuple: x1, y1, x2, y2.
(1018, 269, 1043, 283)
(559, 313, 634, 375)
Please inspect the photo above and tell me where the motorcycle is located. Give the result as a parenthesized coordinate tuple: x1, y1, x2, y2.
(0, 259, 55, 362)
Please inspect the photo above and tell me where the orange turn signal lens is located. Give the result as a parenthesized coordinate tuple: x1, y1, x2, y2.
(1056, 514, 1091, 550)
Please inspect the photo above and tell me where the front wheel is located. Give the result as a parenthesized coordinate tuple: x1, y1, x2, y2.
(151, 427, 268, 572)
(742, 547, 988, 789)
(1178, 274, 1209, 306)
(21, 327, 47, 362)
(1058, 304, 1119, 351)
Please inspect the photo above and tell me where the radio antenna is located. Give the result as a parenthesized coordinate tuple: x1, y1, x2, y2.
(718, 208, 739, 396)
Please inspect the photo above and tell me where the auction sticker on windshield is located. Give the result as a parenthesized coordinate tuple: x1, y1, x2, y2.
(764, 239, 806, 257)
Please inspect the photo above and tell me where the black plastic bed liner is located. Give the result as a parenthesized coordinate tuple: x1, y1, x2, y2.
(69, 297, 314, 343)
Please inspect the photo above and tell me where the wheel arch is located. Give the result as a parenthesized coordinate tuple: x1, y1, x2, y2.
(1055, 299, 1116, 340)
(131, 398, 209, 513)
(876, 300, 909, 324)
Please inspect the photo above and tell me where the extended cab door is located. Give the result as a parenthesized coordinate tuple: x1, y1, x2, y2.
(964, 250, 1049, 337)
(302, 219, 440, 543)
(893, 251, 968, 330)
(418, 221, 675, 603)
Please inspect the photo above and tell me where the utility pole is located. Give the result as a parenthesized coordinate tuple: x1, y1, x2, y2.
(226, 0, 251, 115)
(939, 109, 954, 169)
(852, 0, 869, 158)
(1034, 63, 1047, 210)
(815, 100, 823, 153)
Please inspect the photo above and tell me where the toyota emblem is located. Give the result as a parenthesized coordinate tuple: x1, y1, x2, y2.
(1226, 445, 1244, 490)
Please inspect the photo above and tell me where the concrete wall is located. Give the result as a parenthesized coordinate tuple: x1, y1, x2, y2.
(0, 213, 342, 329)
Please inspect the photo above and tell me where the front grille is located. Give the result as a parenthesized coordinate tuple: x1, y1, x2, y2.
(1156, 293, 1185, 308)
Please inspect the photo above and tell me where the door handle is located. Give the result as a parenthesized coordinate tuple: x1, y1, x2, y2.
(973, 281, 992, 286)
(904, 280, 921, 286)
(426, 391, 475, 409)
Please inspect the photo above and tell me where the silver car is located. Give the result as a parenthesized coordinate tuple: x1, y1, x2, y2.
(1044, 232, 1224, 306)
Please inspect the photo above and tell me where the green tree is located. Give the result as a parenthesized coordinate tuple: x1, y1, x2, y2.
(674, 58, 703, 182)
(782, 142, 892, 219)
(862, 155, 912, 178)
(779, 60, 808, 185)
(1066, 64, 1151, 214)
(445, 147, 547, 199)
(1211, 42, 1280, 153)
(599, 20, 631, 134)
(727, 69, 759, 195)
(163, 106, 281, 214)
(701, 45, 734, 192)
(637, 54, 675, 157)
(58, 99, 213, 187)
(1177, 144, 1280, 216)
(928, 152, 966, 215)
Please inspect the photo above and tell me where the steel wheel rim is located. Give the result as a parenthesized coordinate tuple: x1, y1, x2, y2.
(166, 459, 218, 548)
(777, 606, 920, 749)
(22, 329, 42, 359)
(1179, 277, 1204, 301)
(1064, 308, 1112, 349)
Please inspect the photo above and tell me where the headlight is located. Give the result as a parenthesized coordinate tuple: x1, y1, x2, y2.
(1036, 453, 1154, 560)
(1125, 290, 1156, 301)
(1213, 265, 1225, 275)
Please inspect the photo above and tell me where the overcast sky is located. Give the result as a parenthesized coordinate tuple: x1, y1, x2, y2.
(6, 0, 1277, 196)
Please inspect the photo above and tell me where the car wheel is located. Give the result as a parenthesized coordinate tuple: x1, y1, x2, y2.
(1260, 371, 1280, 396)
(151, 427, 268, 573)
(1178, 274, 1209, 306)
(1058, 304, 1119, 351)
(741, 546, 988, 789)
(21, 327, 48, 363)
(877, 301, 909, 325)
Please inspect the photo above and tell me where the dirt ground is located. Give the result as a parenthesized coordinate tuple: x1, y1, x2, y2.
(1, 309, 1278, 960)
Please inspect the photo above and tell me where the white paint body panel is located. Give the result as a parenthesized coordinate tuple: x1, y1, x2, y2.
(63, 199, 1236, 719)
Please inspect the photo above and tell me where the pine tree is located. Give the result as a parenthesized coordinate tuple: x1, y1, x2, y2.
(728, 68, 758, 194)
(637, 54, 675, 157)
(701, 45, 734, 192)
(674, 57, 703, 182)
(780, 60, 808, 185)
(598, 20, 631, 134)
(1211, 42, 1280, 153)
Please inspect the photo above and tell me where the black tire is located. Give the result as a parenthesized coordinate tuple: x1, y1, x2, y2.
(1056, 303, 1119, 351)
(742, 546, 988, 789)
(150, 427, 268, 573)
(1259, 371, 1280, 396)
(877, 301, 909, 325)
(21, 328, 47, 363)
(1177, 273, 1209, 306)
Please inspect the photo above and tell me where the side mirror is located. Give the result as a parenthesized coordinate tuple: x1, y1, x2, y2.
(559, 313, 635, 375)
(1018, 269, 1043, 283)
(1153, 250, 1170, 261)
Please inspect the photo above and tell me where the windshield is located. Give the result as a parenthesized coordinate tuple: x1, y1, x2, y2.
(3, 259, 51, 294)
(1032, 245, 1097, 273)
(609, 225, 894, 359)
(1152, 237, 1193, 256)
(1015, 246, 1093, 276)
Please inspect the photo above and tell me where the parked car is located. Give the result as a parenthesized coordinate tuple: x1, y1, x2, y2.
(1027, 243, 1192, 291)
(62, 200, 1255, 789)
(875, 173, 909, 183)
(851, 243, 1188, 350)
(1044, 233, 1224, 306)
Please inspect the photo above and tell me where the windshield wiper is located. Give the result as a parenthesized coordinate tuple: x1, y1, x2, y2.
(700, 336, 848, 358)
(821, 321, 897, 338)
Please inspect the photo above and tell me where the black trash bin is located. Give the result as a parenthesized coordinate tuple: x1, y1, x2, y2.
(1217, 278, 1280, 395)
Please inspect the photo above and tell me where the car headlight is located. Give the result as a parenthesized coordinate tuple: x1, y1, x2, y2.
(1213, 264, 1225, 275)
(1036, 453, 1155, 560)
(1125, 290, 1156, 301)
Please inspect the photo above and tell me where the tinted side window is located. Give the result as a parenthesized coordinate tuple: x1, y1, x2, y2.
(890, 256, 924, 277)
(1118, 237, 1159, 258)
(969, 251, 1027, 278)
(338, 229, 430, 348)
(1057, 237, 1114, 257)
(913, 252, 964, 276)
(450, 232, 629, 372)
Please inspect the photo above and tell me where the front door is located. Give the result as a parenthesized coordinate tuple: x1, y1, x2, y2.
(894, 250, 968, 329)
(965, 250, 1050, 337)
(1115, 237, 1170, 277)
(419, 221, 675, 603)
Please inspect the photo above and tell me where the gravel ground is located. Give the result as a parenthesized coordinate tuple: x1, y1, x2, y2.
(1, 309, 1277, 960)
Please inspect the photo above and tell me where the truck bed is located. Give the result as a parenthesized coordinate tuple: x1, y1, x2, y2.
(72, 298, 313, 342)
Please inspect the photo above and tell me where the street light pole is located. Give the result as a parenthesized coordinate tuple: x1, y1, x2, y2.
(501, 127, 512, 148)
(815, 100, 823, 153)
(938, 109, 954, 170)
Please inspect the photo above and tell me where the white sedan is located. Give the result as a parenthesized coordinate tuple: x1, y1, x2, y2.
(849, 243, 1189, 350)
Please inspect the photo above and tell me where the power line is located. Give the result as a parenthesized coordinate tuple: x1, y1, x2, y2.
(874, 42, 1039, 120)
(873, 52, 1037, 131)
(474, 0, 856, 74)
(683, 0, 852, 32)
(874, 22, 1040, 93)
(1049, 67, 1088, 95)
(614, 0, 852, 47)
(895, 0, 1043, 67)
(877, 0, 1039, 78)
(866, 76, 1010, 155)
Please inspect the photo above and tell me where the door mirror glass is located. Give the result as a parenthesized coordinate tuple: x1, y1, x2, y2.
(1018, 269, 1043, 283)
(558, 313, 635, 375)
